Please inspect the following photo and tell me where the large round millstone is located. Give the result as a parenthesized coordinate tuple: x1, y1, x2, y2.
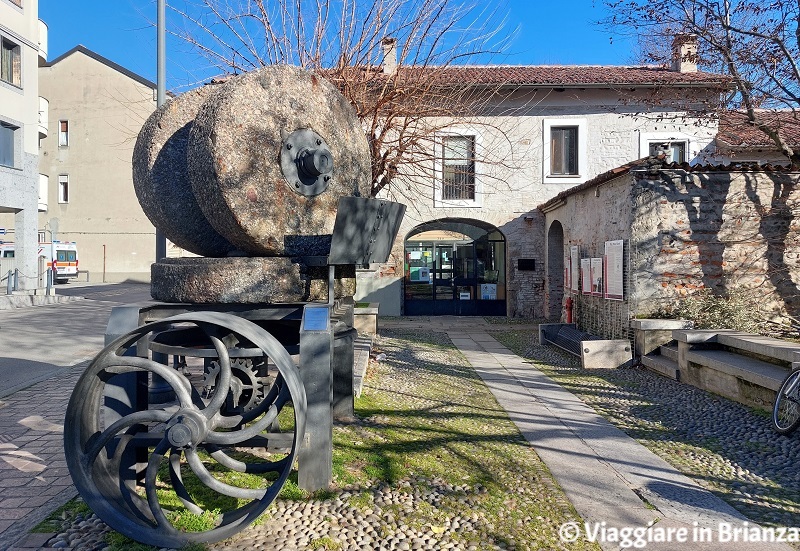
(133, 86, 236, 257)
(188, 65, 372, 257)
(151, 257, 356, 303)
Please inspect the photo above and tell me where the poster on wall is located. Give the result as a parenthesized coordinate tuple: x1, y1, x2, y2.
(581, 258, 591, 295)
(409, 266, 431, 283)
(590, 257, 604, 297)
(570, 246, 580, 292)
(480, 284, 497, 300)
(604, 239, 624, 300)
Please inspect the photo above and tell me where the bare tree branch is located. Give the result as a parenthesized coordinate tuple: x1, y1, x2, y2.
(603, 0, 800, 166)
(166, 0, 517, 200)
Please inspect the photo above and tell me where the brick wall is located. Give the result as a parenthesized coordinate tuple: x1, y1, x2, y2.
(543, 168, 800, 336)
(632, 169, 800, 322)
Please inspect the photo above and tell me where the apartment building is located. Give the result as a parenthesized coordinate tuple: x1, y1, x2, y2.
(0, 0, 45, 290)
(37, 45, 158, 282)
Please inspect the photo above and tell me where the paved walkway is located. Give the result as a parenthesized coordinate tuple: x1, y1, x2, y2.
(0, 315, 794, 549)
(385, 317, 791, 550)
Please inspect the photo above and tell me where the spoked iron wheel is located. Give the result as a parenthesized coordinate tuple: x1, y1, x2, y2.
(773, 369, 800, 435)
(64, 312, 306, 548)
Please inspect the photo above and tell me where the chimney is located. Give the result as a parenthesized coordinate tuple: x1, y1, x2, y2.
(381, 37, 397, 75)
(671, 33, 698, 73)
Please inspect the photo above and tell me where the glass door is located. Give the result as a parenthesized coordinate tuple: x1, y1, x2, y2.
(434, 245, 455, 301)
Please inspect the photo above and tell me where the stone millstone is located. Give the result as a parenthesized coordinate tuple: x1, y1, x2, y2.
(188, 65, 372, 257)
(132, 86, 236, 257)
(151, 257, 356, 304)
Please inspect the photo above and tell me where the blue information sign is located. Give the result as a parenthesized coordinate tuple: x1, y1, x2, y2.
(303, 306, 330, 331)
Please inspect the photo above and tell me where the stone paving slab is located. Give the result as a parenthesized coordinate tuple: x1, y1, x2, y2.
(0, 364, 83, 550)
(448, 330, 793, 551)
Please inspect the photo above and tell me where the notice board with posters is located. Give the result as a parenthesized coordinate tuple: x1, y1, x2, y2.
(581, 258, 591, 295)
(590, 257, 604, 297)
(570, 246, 580, 292)
(604, 239, 624, 300)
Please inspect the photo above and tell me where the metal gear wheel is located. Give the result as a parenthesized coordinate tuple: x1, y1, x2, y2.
(203, 358, 272, 414)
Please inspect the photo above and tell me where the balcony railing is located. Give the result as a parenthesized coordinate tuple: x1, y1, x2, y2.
(38, 96, 49, 138)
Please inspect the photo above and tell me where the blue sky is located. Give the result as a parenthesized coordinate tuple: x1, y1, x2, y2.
(39, 0, 637, 92)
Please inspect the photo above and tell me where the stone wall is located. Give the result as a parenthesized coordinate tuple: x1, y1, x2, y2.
(631, 169, 800, 322)
(542, 171, 635, 339)
(542, 167, 800, 337)
(500, 213, 546, 318)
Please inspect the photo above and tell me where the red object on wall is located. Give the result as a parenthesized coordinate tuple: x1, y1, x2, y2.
(565, 297, 573, 323)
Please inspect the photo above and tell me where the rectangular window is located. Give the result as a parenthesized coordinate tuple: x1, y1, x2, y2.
(58, 174, 69, 203)
(0, 121, 16, 168)
(442, 135, 475, 201)
(550, 126, 578, 175)
(59, 120, 69, 147)
(649, 141, 686, 163)
(1, 38, 21, 87)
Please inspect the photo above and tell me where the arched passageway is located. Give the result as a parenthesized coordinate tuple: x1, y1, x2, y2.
(404, 219, 506, 316)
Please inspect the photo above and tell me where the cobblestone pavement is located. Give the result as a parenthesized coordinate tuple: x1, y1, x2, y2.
(3, 317, 798, 550)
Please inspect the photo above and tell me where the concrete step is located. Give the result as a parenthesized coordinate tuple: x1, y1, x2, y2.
(685, 348, 788, 392)
(661, 343, 679, 362)
(641, 354, 679, 380)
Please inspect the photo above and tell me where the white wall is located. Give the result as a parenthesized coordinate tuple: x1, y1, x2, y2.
(371, 86, 720, 316)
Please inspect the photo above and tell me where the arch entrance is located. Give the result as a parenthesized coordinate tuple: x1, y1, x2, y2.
(404, 219, 506, 316)
(546, 220, 565, 320)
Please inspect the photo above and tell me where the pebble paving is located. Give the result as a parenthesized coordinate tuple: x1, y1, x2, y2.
(27, 321, 800, 549)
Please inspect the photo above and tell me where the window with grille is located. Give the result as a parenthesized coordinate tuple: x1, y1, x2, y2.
(442, 135, 475, 201)
(1, 38, 21, 87)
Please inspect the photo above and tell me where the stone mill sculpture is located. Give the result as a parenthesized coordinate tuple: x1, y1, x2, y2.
(62, 64, 405, 548)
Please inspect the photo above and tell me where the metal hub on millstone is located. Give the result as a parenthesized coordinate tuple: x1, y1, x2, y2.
(281, 128, 334, 197)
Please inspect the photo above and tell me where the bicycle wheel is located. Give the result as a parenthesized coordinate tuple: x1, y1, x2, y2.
(773, 369, 800, 435)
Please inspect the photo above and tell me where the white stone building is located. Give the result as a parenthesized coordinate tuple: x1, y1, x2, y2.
(0, 0, 45, 290)
(358, 46, 731, 317)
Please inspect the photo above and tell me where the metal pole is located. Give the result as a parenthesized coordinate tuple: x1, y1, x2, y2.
(155, 0, 167, 262)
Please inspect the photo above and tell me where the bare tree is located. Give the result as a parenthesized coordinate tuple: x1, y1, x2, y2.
(166, 0, 517, 199)
(603, 0, 800, 166)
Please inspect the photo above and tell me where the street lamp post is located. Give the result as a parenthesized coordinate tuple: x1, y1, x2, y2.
(156, 0, 167, 261)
